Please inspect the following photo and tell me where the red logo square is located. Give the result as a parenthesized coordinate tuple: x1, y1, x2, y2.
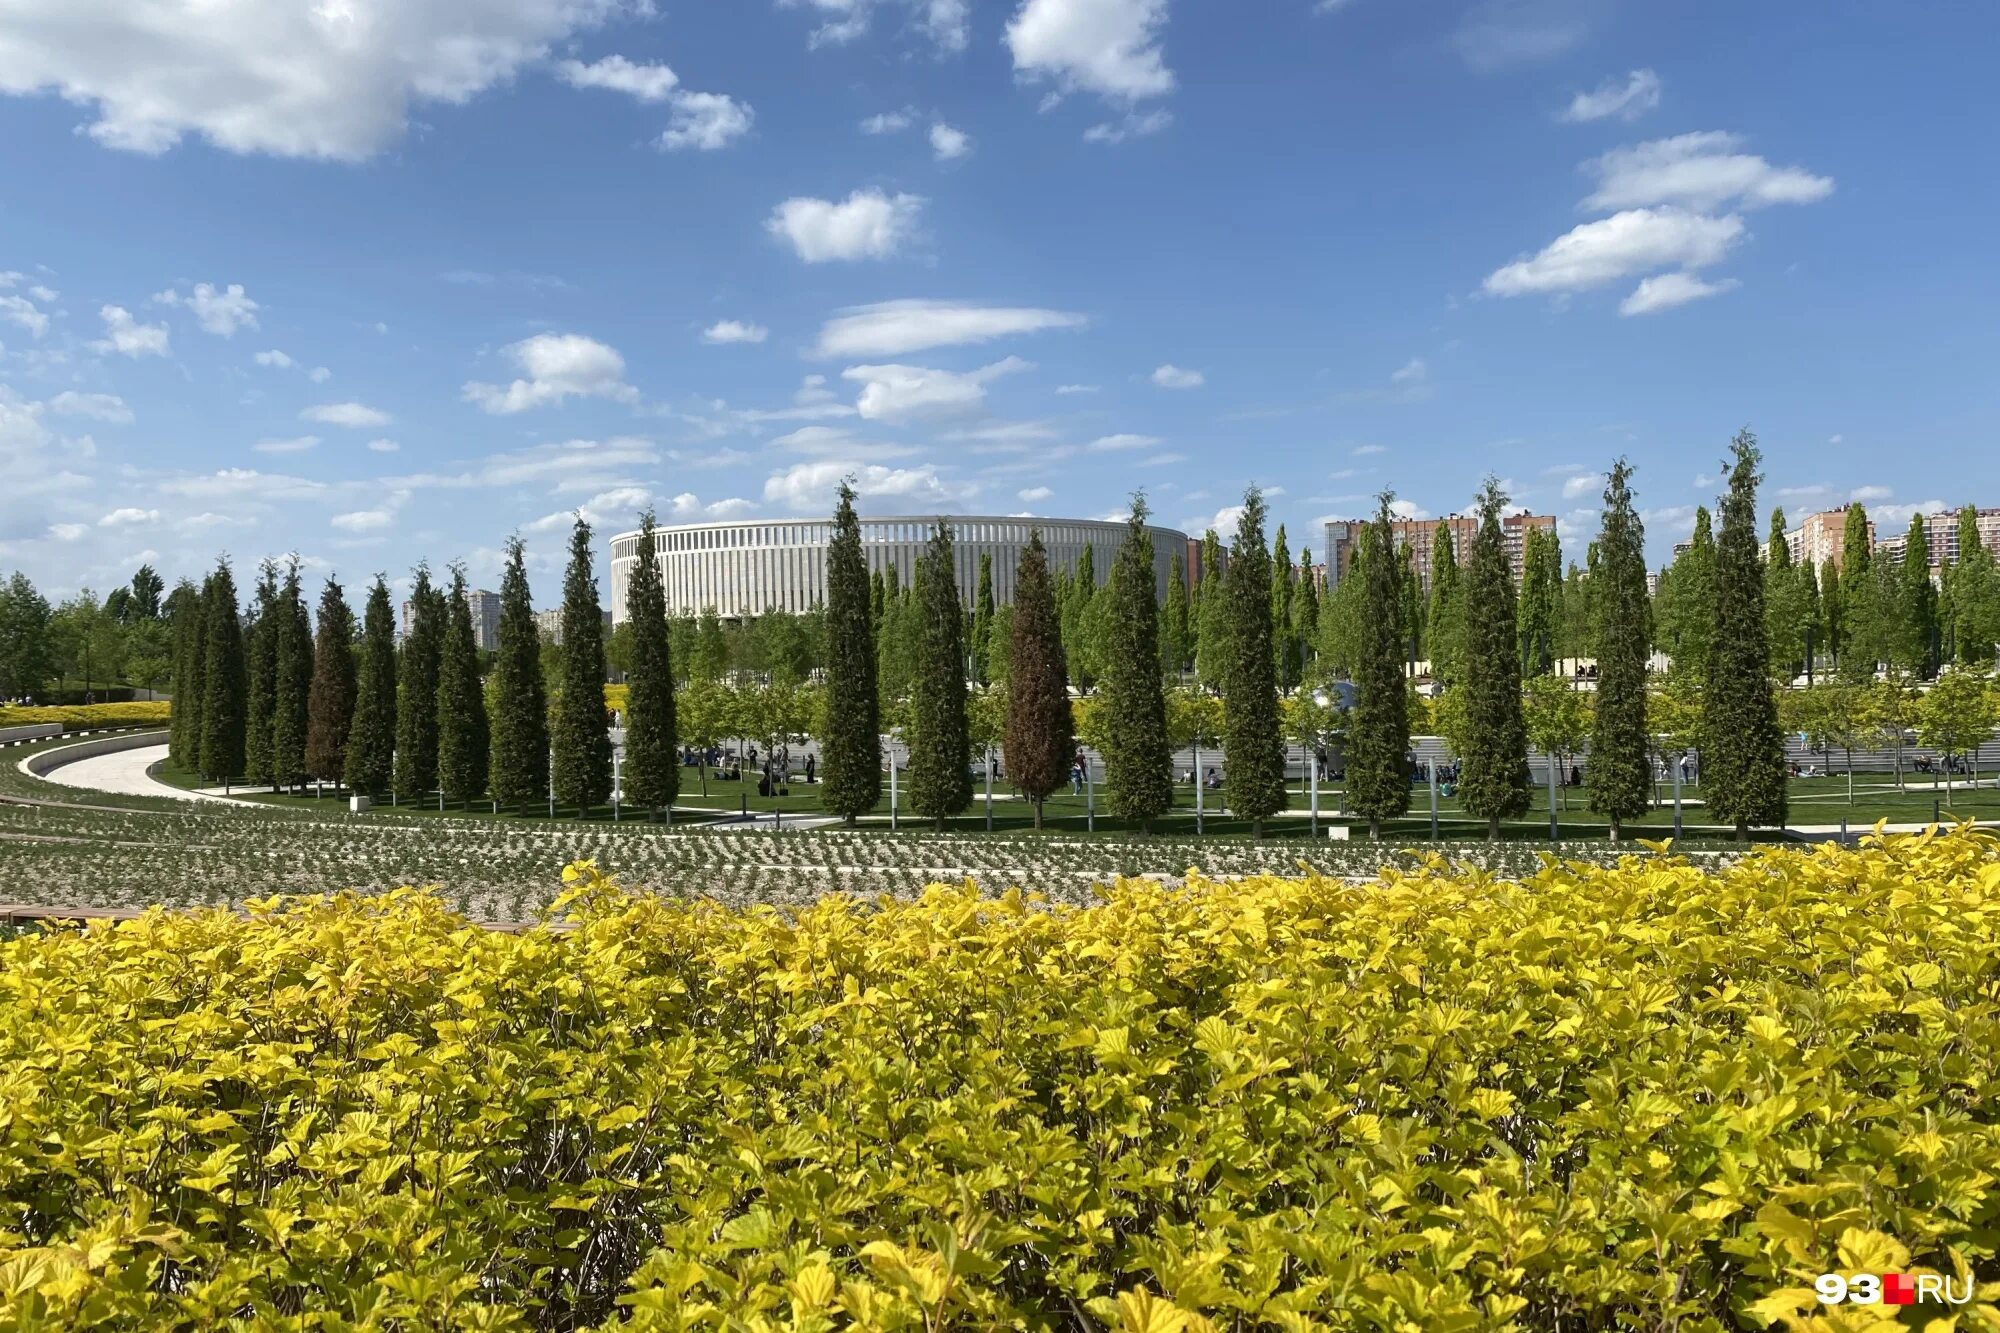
(1884, 1273, 1915, 1306)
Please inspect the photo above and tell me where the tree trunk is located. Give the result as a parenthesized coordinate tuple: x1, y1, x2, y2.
(1253, 818, 1264, 840)
(1735, 820, 1749, 842)
(1369, 816, 1380, 840)
(1034, 798, 1045, 830)
(1608, 817, 1621, 843)
(1487, 815, 1500, 842)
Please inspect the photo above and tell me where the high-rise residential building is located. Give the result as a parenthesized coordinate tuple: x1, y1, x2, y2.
(402, 588, 503, 650)
(1782, 509, 1870, 571)
(1873, 508, 2000, 574)
(535, 607, 611, 646)
(1323, 512, 1556, 594)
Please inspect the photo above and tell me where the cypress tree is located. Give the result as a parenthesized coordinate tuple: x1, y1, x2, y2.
(1841, 502, 1873, 595)
(821, 483, 881, 823)
(437, 565, 490, 805)
(1291, 549, 1319, 682)
(244, 560, 279, 788)
(196, 560, 247, 784)
(1952, 505, 1999, 665)
(551, 517, 613, 813)
(489, 537, 548, 811)
(1400, 547, 1423, 670)
(1765, 507, 1805, 677)
(304, 576, 357, 785)
(1270, 524, 1295, 693)
(272, 560, 312, 792)
(1063, 545, 1096, 690)
(1703, 429, 1788, 839)
(1588, 460, 1651, 839)
(1347, 497, 1410, 838)
(1664, 508, 1716, 676)
(1518, 526, 1560, 676)
(1005, 530, 1072, 828)
(623, 511, 679, 816)
(1458, 478, 1531, 840)
(971, 553, 995, 686)
(393, 564, 444, 803)
(168, 579, 205, 767)
(1820, 557, 1844, 665)
(906, 521, 971, 830)
(1161, 553, 1192, 676)
(1221, 488, 1287, 836)
(1194, 530, 1228, 688)
(1100, 495, 1173, 832)
(1900, 513, 1939, 677)
(344, 576, 397, 795)
(1427, 522, 1462, 685)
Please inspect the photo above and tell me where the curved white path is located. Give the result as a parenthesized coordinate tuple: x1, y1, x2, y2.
(28, 742, 253, 805)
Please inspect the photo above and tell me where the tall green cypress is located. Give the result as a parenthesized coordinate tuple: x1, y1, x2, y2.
(552, 517, 613, 813)
(1458, 478, 1531, 840)
(1518, 526, 1561, 677)
(1004, 530, 1072, 829)
(1664, 508, 1716, 677)
(1820, 557, 1844, 665)
(393, 564, 444, 803)
(907, 521, 971, 830)
(1400, 548, 1423, 670)
(1952, 505, 1999, 665)
(1427, 522, 1462, 685)
(1347, 497, 1409, 838)
(1100, 495, 1173, 832)
(167, 579, 205, 767)
(1765, 507, 1806, 678)
(970, 553, 995, 687)
(1588, 460, 1651, 839)
(244, 561, 279, 787)
(1291, 549, 1319, 682)
(1703, 429, 1787, 839)
(437, 565, 489, 805)
(1270, 524, 1295, 693)
(1064, 545, 1096, 691)
(344, 577, 397, 795)
(1161, 553, 1192, 676)
(489, 537, 548, 811)
(821, 484, 881, 824)
(1194, 531, 1228, 688)
(624, 512, 679, 816)
(1900, 513, 1939, 677)
(304, 576, 357, 785)
(1841, 503, 1873, 595)
(271, 560, 312, 792)
(1221, 488, 1287, 836)
(196, 560, 247, 784)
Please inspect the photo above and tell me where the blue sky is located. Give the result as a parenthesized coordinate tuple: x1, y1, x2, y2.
(0, 0, 1994, 603)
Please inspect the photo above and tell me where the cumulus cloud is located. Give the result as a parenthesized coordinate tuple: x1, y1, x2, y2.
(764, 459, 975, 512)
(0, 294, 49, 338)
(254, 435, 321, 454)
(660, 92, 754, 150)
(1019, 485, 1054, 501)
(254, 349, 296, 369)
(1561, 68, 1661, 123)
(786, 0, 968, 51)
(89, 305, 170, 357)
(97, 507, 156, 527)
(702, 319, 769, 345)
(1618, 271, 1740, 316)
(1561, 472, 1601, 499)
(1007, 0, 1176, 102)
(1082, 109, 1171, 144)
(556, 54, 679, 101)
(844, 356, 1030, 422)
(301, 402, 391, 428)
(766, 189, 924, 262)
(930, 121, 972, 160)
(812, 299, 1087, 358)
(367, 438, 400, 453)
(1087, 433, 1162, 451)
(1584, 132, 1835, 213)
(462, 333, 637, 414)
(1483, 208, 1743, 296)
(0, 0, 637, 160)
(47, 391, 133, 423)
(155, 281, 259, 336)
(1150, 363, 1204, 389)
(861, 108, 914, 134)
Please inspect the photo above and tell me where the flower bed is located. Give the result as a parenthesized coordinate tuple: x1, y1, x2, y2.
(0, 701, 170, 731)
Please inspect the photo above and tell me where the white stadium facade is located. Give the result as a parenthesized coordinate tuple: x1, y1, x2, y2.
(609, 515, 1190, 624)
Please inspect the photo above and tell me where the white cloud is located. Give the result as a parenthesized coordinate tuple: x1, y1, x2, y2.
(703, 319, 769, 345)
(660, 92, 754, 151)
(1561, 68, 1661, 123)
(0, 0, 635, 160)
(0, 294, 49, 337)
(301, 401, 391, 428)
(309, 366, 332, 383)
(1453, 0, 1596, 71)
(1138, 451, 1184, 467)
(155, 281, 258, 336)
(930, 121, 972, 160)
(1584, 132, 1834, 213)
(844, 356, 1030, 422)
(1388, 498, 1431, 521)
(1390, 357, 1427, 386)
(766, 190, 924, 262)
(47, 391, 133, 423)
(1150, 363, 1203, 389)
(1561, 472, 1600, 499)
(1087, 432, 1162, 451)
(97, 507, 156, 527)
(1055, 382, 1098, 394)
(391, 436, 658, 490)
(1850, 485, 1894, 503)
(813, 299, 1087, 358)
(48, 522, 89, 542)
(1619, 271, 1740, 316)
(557, 54, 678, 101)
(861, 109, 914, 134)
(89, 305, 170, 357)
(254, 349, 296, 369)
(1019, 485, 1053, 501)
(332, 507, 396, 533)
(526, 484, 655, 533)
(367, 438, 400, 453)
(1353, 443, 1387, 456)
(1483, 207, 1743, 297)
(159, 468, 328, 502)
(1006, 0, 1175, 102)
(1082, 109, 1171, 144)
(254, 435, 321, 454)
(667, 491, 756, 520)
(764, 459, 975, 512)
(462, 333, 637, 414)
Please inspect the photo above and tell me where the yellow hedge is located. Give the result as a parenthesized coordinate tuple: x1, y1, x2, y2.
(4, 831, 2000, 1329)
(0, 701, 170, 730)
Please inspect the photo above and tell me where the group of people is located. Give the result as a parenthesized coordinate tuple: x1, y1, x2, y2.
(1914, 754, 1972, 776)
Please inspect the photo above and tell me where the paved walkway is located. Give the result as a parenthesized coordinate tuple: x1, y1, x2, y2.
(28, 743, 254, 805)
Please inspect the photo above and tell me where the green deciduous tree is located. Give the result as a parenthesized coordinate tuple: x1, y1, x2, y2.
(552, 517, 613, 813)
(1918, 668, 1998, 800)
(197, 560, 247, 784)
(489, 538, 548, 811)
(1347, 497, 1409, 838)
(393, 564, 444, 803)
(1458, 479, 1531, 840)
(1221, 489, 1286, 836)
(1099, 495, 1173, 833)
(437, 565, 490, 805)
(1004, 531, 1072, 829)
(821, 483, 881, 824)
(623, 512, 679, 817)
(1703, 430, 1788, 837)
(1587, 460, 1652, 837)
(344, 577, 397, 795)
(304, 576, 357, 785)
(1524, 674, 1591, 809)
(907, 521, 971, 830)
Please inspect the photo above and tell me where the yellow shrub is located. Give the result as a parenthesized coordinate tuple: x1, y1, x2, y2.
(603, 682, 629, 716)
(3, 830, 1999, 1328)
(0, 701, 170, 730)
